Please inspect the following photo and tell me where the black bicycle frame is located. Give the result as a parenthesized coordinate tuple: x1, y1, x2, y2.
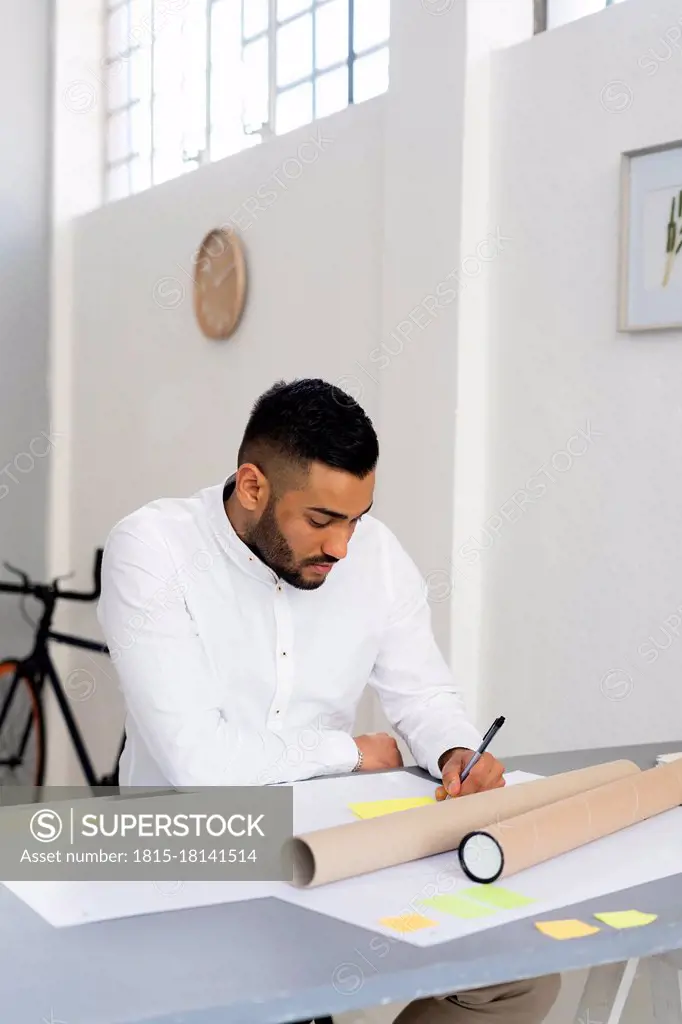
(0, 667, 35, 769)
(0, 579, 109, 788)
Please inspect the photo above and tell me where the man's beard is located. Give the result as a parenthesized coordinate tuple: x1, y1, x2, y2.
(243, 497, 330, 590)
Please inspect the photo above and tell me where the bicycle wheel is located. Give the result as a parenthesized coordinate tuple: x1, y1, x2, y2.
(0, 660, 46, 786)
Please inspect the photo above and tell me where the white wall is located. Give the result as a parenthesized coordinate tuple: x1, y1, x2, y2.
(450, 0, 533, 724)
(475, 0, 682, 755)
(0, 1, 51, 656)
(50, 0, 539, 783)
(376, 0, 468, 658)
(58, 0, 682, 780)
(55, 99, 385, 782)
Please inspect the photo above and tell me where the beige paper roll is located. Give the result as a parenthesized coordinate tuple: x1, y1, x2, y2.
(287, 759, 640, 887)
(458, 758, 682, 883)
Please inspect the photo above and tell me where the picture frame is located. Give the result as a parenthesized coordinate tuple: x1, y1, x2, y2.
(618, 140, 682, 331)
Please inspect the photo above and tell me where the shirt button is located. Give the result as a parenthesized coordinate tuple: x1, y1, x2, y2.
(281, 651, 287, 657)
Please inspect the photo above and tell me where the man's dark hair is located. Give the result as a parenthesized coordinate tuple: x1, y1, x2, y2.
(237, 379, 378, 490)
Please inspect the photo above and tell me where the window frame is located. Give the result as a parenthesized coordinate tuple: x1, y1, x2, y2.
(103, 0, 389, 202)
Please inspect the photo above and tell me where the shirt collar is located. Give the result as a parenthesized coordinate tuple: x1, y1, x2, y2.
(206, 475, 279, 586)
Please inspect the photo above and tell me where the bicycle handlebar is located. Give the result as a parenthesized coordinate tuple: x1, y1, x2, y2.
(0, 548, 104, 602)
(59, 548, 103, 601)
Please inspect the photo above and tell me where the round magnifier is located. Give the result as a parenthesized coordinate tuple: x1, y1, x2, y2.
(458, 831, 504, 883)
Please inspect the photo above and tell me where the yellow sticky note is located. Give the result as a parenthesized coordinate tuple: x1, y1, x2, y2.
(535, 919, 601, 940)
(461, 885, 536, 910)
(593, 911, 658, 929)
(379, 913, 438, 933)
(349, 797, 436, 819)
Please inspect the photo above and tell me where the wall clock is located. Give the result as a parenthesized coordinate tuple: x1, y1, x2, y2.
(193, 227, 247, 340)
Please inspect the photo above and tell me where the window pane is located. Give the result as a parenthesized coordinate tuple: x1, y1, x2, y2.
(243, 35, 269, 130)
(315, 65, 348, 118)
(180, 89, 207, 156)
(212, 0, 242, 62)
(211, 0, 247, 154)
(153, 97, 184, 149)
(276, 81, 313, 134)
(181, 6, 208, 154)
(354, 0, 390, 52)
(107, 108, 131, 163)
(243, 0, 269, 38)
(106, 162, 131, 202)
(129, 0, 152, 47)
(153, 16, 184, 99)
(211, 124, 261, 161)
(182, 0, 208, 83)
(353, 45, 388, 102)
(129, 46, 152, 104)
(277, 0, 311, 20)
(108, 4, 130, 54)
(210, 122, 248, 161)
(153, 150, 186, 185)
(130, 100, 152, 157)
(182, 156, 200, 175)
(106, 55, 129, 110)
(547, 0, 611, 28)
(315, 0, 348, 70)
(130, 154, 152, 192)
(153, 0, 186, 34)
(276, 13, 313, 87)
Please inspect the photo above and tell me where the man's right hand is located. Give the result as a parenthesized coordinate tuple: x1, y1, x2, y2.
(354, 732, 403, 770)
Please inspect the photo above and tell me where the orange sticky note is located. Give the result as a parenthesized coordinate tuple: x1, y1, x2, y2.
(379, 913, 438, 933)
(593, 911, 657, 929)
(349, 797, 436, 819)
(535, 919, 601, 940)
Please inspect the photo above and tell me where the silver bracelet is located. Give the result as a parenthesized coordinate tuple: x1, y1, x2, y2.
(353, 746, 364, 772)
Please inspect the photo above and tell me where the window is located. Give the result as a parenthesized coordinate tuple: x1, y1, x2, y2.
(104, 0, 389, 202)
(541, 0, 628, 32)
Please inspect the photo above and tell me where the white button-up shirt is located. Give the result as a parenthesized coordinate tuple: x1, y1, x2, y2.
(97, 479, 482, 787)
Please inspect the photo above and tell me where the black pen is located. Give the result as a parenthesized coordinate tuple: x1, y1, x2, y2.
(460, 716, 506, 783)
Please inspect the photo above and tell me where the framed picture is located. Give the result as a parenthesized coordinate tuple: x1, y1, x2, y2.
(619, 140, 682, 331)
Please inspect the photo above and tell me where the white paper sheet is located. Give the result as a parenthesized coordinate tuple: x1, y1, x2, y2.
(292, 768, 541, 833)
(0, 769, 542, 929)
(2, 878, 276, 928)
(275, 800, 682, 947)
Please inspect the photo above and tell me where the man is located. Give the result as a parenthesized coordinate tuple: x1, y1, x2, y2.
(98, 378, 560, 1024)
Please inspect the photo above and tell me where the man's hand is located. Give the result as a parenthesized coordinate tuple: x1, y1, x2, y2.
(435, 747, 505, 799)
(354, 733, 403, 771)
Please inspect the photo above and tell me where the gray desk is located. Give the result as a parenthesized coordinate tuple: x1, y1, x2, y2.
(2, 740, 681, 1024)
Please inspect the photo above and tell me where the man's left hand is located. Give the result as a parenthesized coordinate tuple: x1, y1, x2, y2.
(436, 748, 505, 800)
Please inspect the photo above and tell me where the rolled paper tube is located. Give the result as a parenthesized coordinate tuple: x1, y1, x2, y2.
(458, 758, 682, 883)
(286, 759, 640, 887)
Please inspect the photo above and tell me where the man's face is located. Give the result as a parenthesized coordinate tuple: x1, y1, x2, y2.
(243, 462, 375, 590)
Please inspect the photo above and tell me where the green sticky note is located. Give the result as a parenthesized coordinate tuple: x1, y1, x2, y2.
(593, 911, 658, 929)
(460, 885, 536, 910)
(422, 894, 498, 919)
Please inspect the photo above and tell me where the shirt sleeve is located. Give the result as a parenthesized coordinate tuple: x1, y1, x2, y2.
(97, 514, 360, 786)
(368, 524, 483, 780)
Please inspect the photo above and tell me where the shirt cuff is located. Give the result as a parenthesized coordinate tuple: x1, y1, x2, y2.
(315, 729, 361, 775)
(427, 723, 485, 781)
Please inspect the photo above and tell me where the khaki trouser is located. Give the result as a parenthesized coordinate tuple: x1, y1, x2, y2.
(393, 974, 562, 1024)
